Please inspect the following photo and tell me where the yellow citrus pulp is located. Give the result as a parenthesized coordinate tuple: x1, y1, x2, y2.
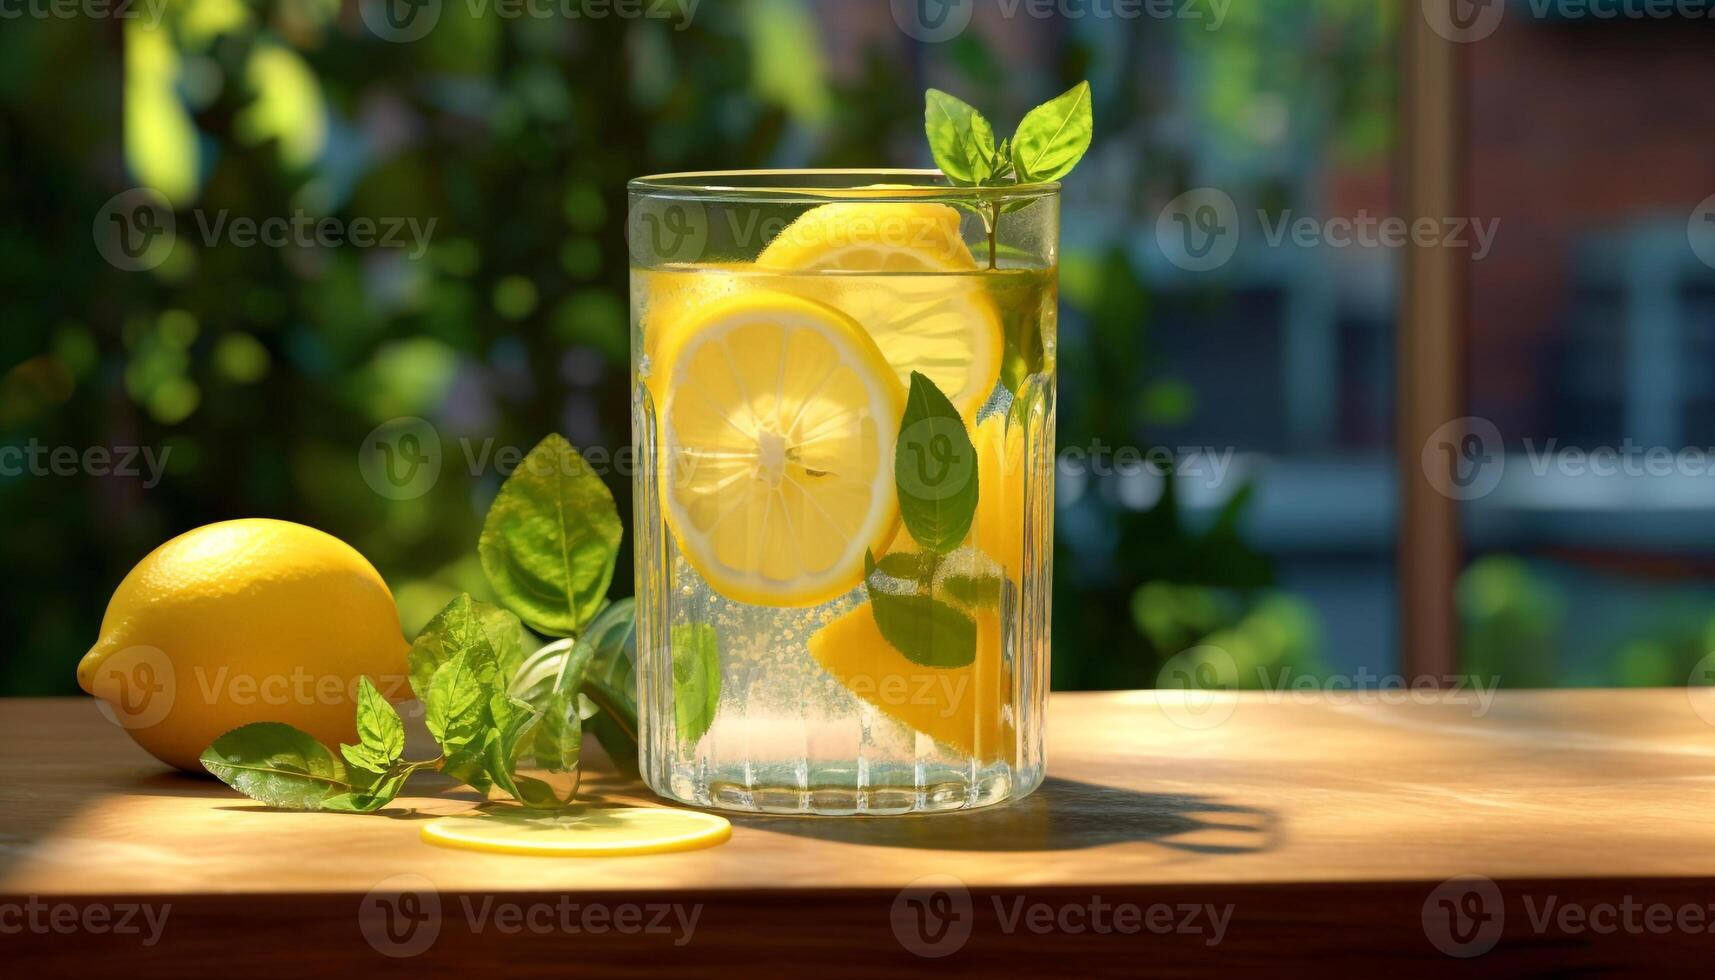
(756, 202, 1003, 419)
(655, 293, 905, 607)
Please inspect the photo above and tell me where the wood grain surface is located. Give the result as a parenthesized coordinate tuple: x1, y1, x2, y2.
(5, 690, 1715, 976)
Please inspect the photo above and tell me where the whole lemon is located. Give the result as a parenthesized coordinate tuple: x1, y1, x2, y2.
(77, 519, 411, 772)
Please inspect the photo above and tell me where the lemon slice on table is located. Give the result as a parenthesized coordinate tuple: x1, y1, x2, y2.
(656, 292, 906, 607)
(757, 203, 1003, 418)
(808, 600, 1012, 761)
(421, 808, 731, 857)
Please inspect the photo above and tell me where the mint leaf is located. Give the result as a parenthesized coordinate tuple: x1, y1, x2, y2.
(895, 372, 980, 554)
(407, 594, 524, 703)
(671, 623, 721, 746)
(479, 434, 623, 637)
(1011, 81, 1093, 184)
(866, 575, 977, 669)
(925, 89, 997, 185)
(339, 677, 405, 774)
(201, 723, 363, 811)
(576, 597, 639, 774)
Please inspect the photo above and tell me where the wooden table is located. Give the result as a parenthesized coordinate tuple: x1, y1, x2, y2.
(5, 690, 1715, 976)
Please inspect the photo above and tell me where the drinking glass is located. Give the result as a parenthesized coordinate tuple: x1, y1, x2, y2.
(628, 170, 1057, 814)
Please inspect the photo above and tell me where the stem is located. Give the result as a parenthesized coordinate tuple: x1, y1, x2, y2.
(986, 200, 1000, 270)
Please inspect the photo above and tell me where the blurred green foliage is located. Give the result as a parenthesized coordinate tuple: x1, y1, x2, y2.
(1, 2, 1394, 696)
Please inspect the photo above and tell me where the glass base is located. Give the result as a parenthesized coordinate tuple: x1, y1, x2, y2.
(648, 762, 1043, 816)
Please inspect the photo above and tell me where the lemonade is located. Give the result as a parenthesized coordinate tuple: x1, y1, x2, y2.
(629, 172, 1057, 814)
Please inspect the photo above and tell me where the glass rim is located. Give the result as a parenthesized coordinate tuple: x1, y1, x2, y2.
(627, 169, 1061, 203)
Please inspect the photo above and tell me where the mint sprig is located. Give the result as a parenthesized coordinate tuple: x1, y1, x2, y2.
(924, 81, 1093, 268)
(200, 432, 655, 814)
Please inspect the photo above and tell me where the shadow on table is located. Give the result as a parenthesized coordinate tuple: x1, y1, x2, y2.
(729, 777, 1278, 854)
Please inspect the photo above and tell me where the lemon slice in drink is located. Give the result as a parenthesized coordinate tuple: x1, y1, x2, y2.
(657, 293, 905, 607)
(808, 599, 1012, 761)
(757, 203, 1003, 418)
(421, 808, 731, 857)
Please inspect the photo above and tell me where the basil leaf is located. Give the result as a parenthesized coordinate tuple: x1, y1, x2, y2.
(875, 551, 930, 583)
(339, 677, 405, 774)
(671, 623, 721, 746)
(925, 89, 997, 185)
(407, 593, 524, 703)
(1011, 81, 1093, 183)
(479, 434, 623, 637)
(201, 723, 361, 811)
(895, 372, 980, 554)
(576, 598, 639, 774)
(868, 589, 977, 669)
(424, 649, 490, 755)
(942, 573, 1003, 610)
(323, 761, 416, 813)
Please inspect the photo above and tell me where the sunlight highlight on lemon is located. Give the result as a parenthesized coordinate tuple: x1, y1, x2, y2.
(656, 292, 904, 607)
(420, 807, 731, 857)
(757, 202, 1003, 418)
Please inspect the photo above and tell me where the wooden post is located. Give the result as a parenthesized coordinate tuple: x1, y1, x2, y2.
(1398, 2, 1468, 681)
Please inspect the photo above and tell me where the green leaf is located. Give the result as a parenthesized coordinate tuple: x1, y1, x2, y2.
(670, 623, 721, 745)
(925, 89, 997, 185)
(322, 761, 419, 813)
(875, 551, 930, 583)
(407, 594, 524, 703)
(479, 434, 623, 637)
(867, 585, 977, 669)
(576, 598, 639, 774)
(1011, 81, 1093, 183)
(201, 723, 361, 811)
(339, 677, 406, 774)
(942, 573, 1003, 610)
(895, 372, 980, 554)
(424, 650, 490, 755)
